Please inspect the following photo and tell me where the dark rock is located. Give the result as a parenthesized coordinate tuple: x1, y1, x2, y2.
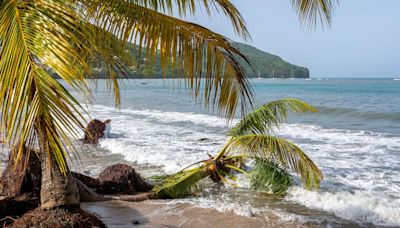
(98, 164, 152, 194)
(197, 138, 210, 142)
(83, 119, 106, 144)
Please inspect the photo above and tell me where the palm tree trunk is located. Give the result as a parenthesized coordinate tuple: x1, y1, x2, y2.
(36, 121, 80, 209)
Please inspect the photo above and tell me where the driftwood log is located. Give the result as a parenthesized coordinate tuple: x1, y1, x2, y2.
(83, 119, 110, 144)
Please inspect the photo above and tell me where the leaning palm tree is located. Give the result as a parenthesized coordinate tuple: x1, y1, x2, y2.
(153, 98, 323, 198)
(0, 0, 335, 211)
(0, 0, 252, 209)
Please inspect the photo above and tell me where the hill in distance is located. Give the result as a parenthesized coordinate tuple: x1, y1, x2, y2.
(236, 43, 309, 78)
(65, 43, 309, 79)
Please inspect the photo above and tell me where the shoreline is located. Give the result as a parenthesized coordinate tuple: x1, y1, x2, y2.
(81, 200, 360, 228)
(81, 200, 279, 227)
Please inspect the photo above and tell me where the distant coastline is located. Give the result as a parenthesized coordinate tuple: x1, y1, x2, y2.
(53, 43, 309, 79)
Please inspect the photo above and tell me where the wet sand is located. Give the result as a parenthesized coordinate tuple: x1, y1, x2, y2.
(81, 200, 322, 228)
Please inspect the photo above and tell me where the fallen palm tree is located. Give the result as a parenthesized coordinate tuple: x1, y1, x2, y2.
(152, 98, 323, 198)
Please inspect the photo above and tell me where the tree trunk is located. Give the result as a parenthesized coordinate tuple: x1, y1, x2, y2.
(36, 121, 80, 209)
(0, 146, 41, 198)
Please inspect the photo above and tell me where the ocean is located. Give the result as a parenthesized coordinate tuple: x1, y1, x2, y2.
(3, 78, 400, 227)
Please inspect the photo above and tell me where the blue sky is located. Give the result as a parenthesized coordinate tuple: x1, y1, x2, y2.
(186, 0, 400, 78)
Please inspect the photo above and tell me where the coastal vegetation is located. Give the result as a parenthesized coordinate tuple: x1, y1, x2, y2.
(0, 0, 253, 225)
(237, 43, 310, 78)
(153, 98, 322, 198)
(0, 0, 335, 226)
(85, 43, 310, 79)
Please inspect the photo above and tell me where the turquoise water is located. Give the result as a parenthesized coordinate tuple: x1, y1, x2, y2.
(74, 78, 400, 226)
(90, 78, 400, 134)
(252, 78, 400, 134)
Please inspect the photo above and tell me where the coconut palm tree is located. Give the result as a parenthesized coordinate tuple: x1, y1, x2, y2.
(0, 0, 335, 210)
(153, 98, 323, 198)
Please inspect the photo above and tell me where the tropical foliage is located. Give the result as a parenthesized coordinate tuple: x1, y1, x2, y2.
(153, 98, 323, 198)
(0, 0, 335, 208)
(0, 0, 254, 208)
(0, 0, 252, 172)
(86, 42, 310, 79)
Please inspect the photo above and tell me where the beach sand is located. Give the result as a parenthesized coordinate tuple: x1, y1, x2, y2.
(81, 200, 321, 228)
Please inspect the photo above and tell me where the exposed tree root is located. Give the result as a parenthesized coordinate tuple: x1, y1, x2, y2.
(75, 178, 156, 203)
(8, 207, 106, 228)
(0, 194, 39, 227)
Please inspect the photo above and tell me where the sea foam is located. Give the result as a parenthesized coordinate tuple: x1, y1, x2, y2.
(87, 104, 400, 226)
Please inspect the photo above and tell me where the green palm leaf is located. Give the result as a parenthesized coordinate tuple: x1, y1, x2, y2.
(0, 0, 89, 173)
(227, 135, 322, 190)
(84, 25, 135, 107)
(250, 158, 292, 195)
(152, 167, 208, 198)
(229, 98, 317, 137)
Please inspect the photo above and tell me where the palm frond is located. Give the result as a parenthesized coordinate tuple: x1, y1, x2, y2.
(292, 0, 337, 27)
(229, 98, 317, 137)
(80, 0, 253, 119)
(0, 0, 89, 173)
(18, 0, 91, 92)
(85, 25, 135, 107)
(250, 158, 292, 195)
(91, 0, 250, 39)
(227, 135, 322, 189)
(152, 167, 208, 198)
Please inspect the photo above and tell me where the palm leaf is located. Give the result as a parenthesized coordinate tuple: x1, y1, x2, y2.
(229, 98, 317, 137)
(152, 167, 208, 198)
(250, 158, 292, 195)
(17, 0, 91, 91)
(0, 0, 90, 173)
(292, 0, 337, 27)
(119, 0, 250, 39)
(80, 0, 253, 119)
(84, 24, 135, 107)
(227, 135, 322, 190)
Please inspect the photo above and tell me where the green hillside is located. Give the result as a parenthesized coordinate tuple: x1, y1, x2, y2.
(84, 43, 309, 79)
(236, 43, 309, 78)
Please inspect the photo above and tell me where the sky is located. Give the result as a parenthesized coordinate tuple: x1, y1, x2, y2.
(185, 0, 400, 78)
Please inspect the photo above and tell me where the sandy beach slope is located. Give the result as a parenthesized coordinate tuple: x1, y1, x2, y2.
(81, 200, 323, 228)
